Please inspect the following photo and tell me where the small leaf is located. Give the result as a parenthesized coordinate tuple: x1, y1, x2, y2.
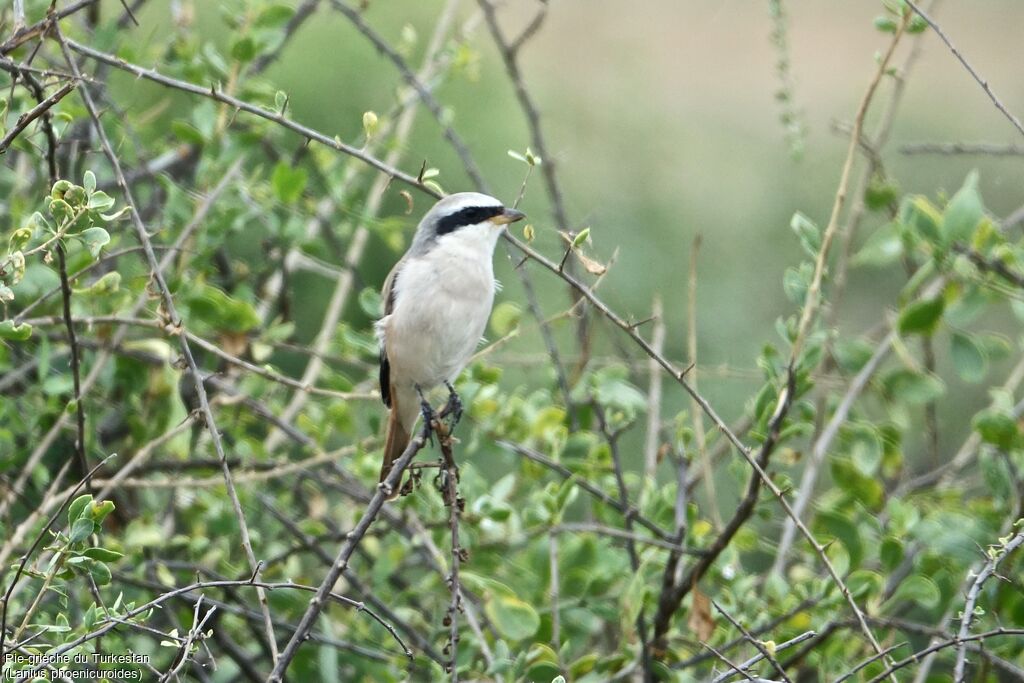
(80, 227, 110, 258)
(485, 594, 540, 641)
(49, 198, 74, 223)
(69, 517, 95, 544)
(899, 195, 942, 244)
(507, 149, 527, 164)
(271, 162, 307, 204)
(0, 320, 32, 340)
(89, 500, 116, 524)
(74, 271, 121, 297)
(883, 369, 945, 405)
(572, 228, 591, 248)
(950, 332, 987, 383)
(887, 575, 940, 610)
(523, 223, 535, 242)
(68, 494, 93, 523)
(973, 408, 1018, 450)
(490, 301, 522, 337)
(82, 547, 123, 562)
(790, 211, 821, 256)
(943, 170, 984, 245)
(87, 190, 115, 211)
(897, 296, 944, 336)
(230, 36, 256, 62)
(357, 287, 382, 318)
(83, 171, 96, 194)
(274, 90, 288, 112)
(9, 226, 33, 252)
(88, 561, 112, 585)
(362, 110, 378, 137)
(852, 221, 902, 267)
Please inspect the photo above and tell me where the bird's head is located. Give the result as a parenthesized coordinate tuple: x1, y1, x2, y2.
(411, 192, 525, 254)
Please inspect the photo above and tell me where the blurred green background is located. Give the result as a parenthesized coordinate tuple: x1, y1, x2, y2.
(102, 0, 1024, 487)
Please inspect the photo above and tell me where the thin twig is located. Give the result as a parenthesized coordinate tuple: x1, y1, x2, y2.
(57, 28, 280, 663)
(711, 599, 791, 683)
(900, 141, 1024, 156)
(0, 80, 75, 154)
(266, 423, 430, 681)
(953, 526, 1024, 681)
(905, 0, 1024, 138)
(710, 630, 816, 683)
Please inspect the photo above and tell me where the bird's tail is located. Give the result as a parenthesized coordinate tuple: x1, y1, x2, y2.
(380, 388, 415, 497)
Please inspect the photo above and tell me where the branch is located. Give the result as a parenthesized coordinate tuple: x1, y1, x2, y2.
(0, 80, 76, 154)
(906, 0, 1024, 139)
(57, 28, 280, 663)
(63, 39, 439, 198)
(953, 525, 1024, 681)
(266, 423, 431, 681)
(709, 630, 815, 683)
(900, 141, 1024, 156)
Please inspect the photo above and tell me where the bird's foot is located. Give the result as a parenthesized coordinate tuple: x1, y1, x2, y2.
(439, 380, 463, 429)
(415, 384, 437, 447)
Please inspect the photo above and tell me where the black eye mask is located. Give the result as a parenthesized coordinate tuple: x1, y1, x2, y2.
(435, 205, 504, 235)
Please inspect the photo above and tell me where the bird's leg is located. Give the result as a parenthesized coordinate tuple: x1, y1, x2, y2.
(415, 384, 436, 446)
(439, 380, 463, 428)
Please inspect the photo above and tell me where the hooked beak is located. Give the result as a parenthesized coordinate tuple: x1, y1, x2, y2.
(491, 207, 526, 226)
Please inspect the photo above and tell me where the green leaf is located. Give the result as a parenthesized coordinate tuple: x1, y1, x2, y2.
(69, 517, 95, 544)
(490, 301, 522, 337)
(818, 509, 864, 570)
(572, 227, 591, 248)
(874, 15, 898, 33)
(973, 408, 1018, 450)
(88, 561, 112, 585)
(74, 271, 121, 297)
(950, 332, 987, 383)
(256, 5, 295, 28)
(883, 370, 945, 405)
(87, 190, 115, 212)
(80, 227, 111, 258)
(49, 198, 74, 223)
(82, 547, 124, 562)
(880, 536, 903, 572)
(887, 575, 940, 610)
(790, 211, 821, 257)
(852, 221, 902, 267)
(67, 494, 93, 523)
(0, 320, 33, 340)
(864, 175, 899, 210)
(230, 36, 256, 62)
(897, 296, 944, 336)
(271, 162, 308, 204)
(171, 120, 204, 144)
(83, 171, 96, 194)
(9, 226, 33, 252)
(185, 284, 260, 332)
(89, 500, 116, 524)
(943, 170, 984, 245)
(485, 594, 540, 641)
(899, 195, 942, 245)
(357, 287, 382, 318)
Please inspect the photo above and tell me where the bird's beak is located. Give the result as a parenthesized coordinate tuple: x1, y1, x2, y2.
(491, 207, 526, 225)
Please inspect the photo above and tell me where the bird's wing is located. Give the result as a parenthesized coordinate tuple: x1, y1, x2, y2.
(378, 259, 403, 408)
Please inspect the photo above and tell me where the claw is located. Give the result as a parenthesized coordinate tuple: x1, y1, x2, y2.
(440, 380, 463, 427)
(415, 384, 436, 446)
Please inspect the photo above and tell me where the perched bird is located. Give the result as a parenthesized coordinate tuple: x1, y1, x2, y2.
(376, 192, 525, 490)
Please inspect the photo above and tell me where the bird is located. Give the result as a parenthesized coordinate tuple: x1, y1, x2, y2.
(375, 192, 525, 492)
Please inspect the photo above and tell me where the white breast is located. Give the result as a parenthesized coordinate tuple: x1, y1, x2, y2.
(382, 224, 499, 392)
